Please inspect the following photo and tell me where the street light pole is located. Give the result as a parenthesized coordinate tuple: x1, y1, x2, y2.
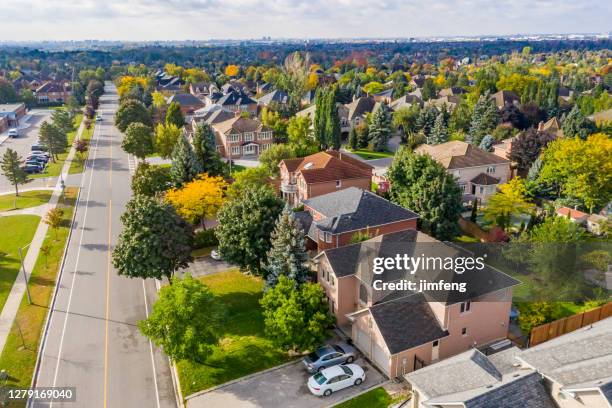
(18, 245, 32, 305)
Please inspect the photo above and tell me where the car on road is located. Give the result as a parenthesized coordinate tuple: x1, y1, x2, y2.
(96, 116, 103, 122)
(307, 364, 365, 397)
(211, 249, 222, 260)
(8, 128, 19, 138)
(303, 342, 357, 373)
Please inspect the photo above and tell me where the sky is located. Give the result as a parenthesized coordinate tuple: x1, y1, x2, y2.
(0, 0, 610, 41)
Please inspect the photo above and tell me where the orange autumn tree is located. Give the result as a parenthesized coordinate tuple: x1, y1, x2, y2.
(165, 174, 227, 227)
(224, 65, 239, 77)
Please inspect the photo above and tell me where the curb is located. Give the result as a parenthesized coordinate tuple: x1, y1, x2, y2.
(184, 359, 302, 401)
(328, 380, 390, 408)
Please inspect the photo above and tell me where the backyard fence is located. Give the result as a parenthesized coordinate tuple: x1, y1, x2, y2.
(529, 302, 612, 347)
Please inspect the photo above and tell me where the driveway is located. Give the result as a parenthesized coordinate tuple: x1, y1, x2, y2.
(185, 358, 387, 408)
(177, 255, 234, 278)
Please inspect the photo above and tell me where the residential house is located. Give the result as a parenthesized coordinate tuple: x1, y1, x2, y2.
(257, 89, 290, 109)
(372, 89, 394, 104)
(301, 90, 316, 106)
(390, 94, 423, 111)
(35, 82, 70, 104)
(492, 137, 517, 160)
(192, 106, 235, 126)
(415, 141, 511, 203)
(216, 91, 257, 115)
(490, 90, 520, 109)
(0, 116, 8, 133)
(189, 82, 212, 99)
(294, 187, 418, 251)
(410, 75, 426, 89)
(425, 95, 461, 111)
(586, 214, 608, 236)
(279, 151, 373, 206)
(590, 108, 612, 125)
(345, 96, 377, 129)
(538, 117, 564, 138)
(438, 87, 467, 97)
(256, 82, 273, 95)
(296, 104, 350, 133)
(0, 103, 26, 126)
(555, 207, 588, 224)
(406, 347, 556, 408)
(517, 317, 612, 408)
(314, 229, 519, 376)
(558, 86, 574, 103)
(167, 93, 206, 116)
(211, 116, 273, 159)
(155, 72, 184, 93)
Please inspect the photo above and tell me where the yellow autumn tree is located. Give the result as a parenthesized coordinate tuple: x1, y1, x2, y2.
(225, 65, 239, 77)
(117, 76, 149, 97)
(165, 174, 227, 226)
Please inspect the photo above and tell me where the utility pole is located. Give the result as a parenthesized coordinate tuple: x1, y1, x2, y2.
(18, 244, 32, 305)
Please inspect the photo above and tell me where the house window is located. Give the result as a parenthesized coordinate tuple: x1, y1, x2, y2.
(228, 133, 240, 142)
(231, 146, 241, 155)
(460, 301, 471, 313)
(330, 274, 335, 287)
(460, 184, 466, 193)
(324, 232, 332, 243)
(359, 283, 368, 304)
(432, 340, 439, 347)
(479, 186, 484, 194)
(260, 143, 270, 151)
(335, 180, 342, 188)
(244, 132, 254, 142)
(461, 327, 468, 336)
(259, 131, 272, 140)
(487, 166, 496, 174)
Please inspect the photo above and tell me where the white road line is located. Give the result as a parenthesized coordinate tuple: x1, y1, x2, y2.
(142, 280, 161, 408)
(47, 118, 103, 407)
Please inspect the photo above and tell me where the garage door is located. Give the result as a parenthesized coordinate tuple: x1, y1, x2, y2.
(355, 328, 370, 357)
(372, 342, 390, 376)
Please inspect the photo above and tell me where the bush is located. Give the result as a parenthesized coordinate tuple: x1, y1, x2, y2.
(194, 228, 218, 248)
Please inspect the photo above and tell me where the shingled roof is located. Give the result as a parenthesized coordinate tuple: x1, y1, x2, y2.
(471, 173, 500, 185)
(212, 116, 269, 135)
(346, 97, 377, 121)
(167, 93, 205, 107)
(415, 141, 510, 170)
(258, 89, 289, 105)
(281, 151, 373, 183)
(217, 91, 256, 106)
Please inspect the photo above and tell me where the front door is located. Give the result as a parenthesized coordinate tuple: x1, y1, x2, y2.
(431, 340, 440, 361)
(243, 144, 258, 156)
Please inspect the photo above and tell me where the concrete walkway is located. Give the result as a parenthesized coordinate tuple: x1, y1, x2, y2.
(0, 117, 85, 354)
(0, 201, 53, 217)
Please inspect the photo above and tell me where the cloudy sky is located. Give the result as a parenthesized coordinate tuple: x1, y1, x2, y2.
(0, 0, 610, 41)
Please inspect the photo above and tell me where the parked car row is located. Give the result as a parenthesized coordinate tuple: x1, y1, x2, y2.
(302, 342, 366, 397)
(22, 144, 49, 174)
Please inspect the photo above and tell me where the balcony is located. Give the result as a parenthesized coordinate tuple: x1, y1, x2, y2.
(280, 182, 297, 194)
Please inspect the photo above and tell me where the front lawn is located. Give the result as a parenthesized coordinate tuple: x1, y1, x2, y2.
(68, 121, 95, 174)
(0, 187, 77, 390)
(0, 190, 52, 212)
(176, 270, 291, 396)
(334, 387, 396, 408)
(349, 149, 394, 161)
(30, 114, 83, 179)
(0, 215, 41, 313)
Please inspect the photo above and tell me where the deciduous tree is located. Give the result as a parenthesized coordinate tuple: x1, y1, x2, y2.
(155, 123, 181, 159)
(165, 174, 227, 226)
(131, 162, 171, 197)
(122, 122, 155, 160)
(114, 99, 152, 132)
(165, 102, 185, 128)
(483, 177, 534, 231)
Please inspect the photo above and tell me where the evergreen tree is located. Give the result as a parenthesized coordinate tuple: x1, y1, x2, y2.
(546, 79, 560, 117)
(479, 134, 495, 151)
(192, 124, 226, 177)
(313, 88, 327, 149)
(51, 109, 74, 134)
(326, 86, 341, 150)
(562, 106, 596, 140)
(265, 207, 310, 288)
(416, 106, 437, 137)
(165, 102, 185, 128)
(347, 126, 358, 150)
(369, 101, 392, 151)
(356, 123, 370, 148)
(1, 148, 28, 196)
(427, 111, 448, 145)
(468, 92, 498, 146)
(170, 134, 203, 186)
(39, 121, 67, 162)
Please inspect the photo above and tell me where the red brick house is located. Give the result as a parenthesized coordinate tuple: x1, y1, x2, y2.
(35, 82, 71, 104)
(211, 116, 273, 159)
(294, 187, 418, 251)
(167, 93, 206, 116)
(279, 151, 373, 206)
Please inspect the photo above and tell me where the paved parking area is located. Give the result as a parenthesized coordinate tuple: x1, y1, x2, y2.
(185, 358, 387, 408)
(0, 109, 53, 191)
(177, 255, 234, 278)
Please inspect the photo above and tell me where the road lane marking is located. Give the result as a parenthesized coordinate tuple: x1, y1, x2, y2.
(49, 112, 103, 406)
(142, 280, 161, 408)
(104, 200, 111, 408)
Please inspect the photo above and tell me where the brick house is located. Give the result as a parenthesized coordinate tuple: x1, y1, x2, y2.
(0, 103, 26, 126)
(314, 229, 519, 377)
(216, 91, 257, 116)
(166, 93, 206, 116)
(293, 187, 418, 251)
(35, 82, 71, 104)
(279, 151, 373, 206)
(211, 116, 273, 159)
(415, 141, 511, 203)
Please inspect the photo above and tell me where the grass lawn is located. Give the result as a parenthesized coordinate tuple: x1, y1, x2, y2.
(176, 269, 291, 396)
(0, 190, 52, 212)
(334, 387, 396, 408)
(0, 187, 77, 394)
(68, 120, 95, 174)
(191, 246, 213, 258)
(349, 149, 394, 161)
(454, 234, 480, 243)
(30, 114, 83, 179)
(0, 215, 41, 314)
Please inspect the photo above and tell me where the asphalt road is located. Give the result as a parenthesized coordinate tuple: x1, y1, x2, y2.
(0, 109, 53, 192)
(32, 83, 177, 408)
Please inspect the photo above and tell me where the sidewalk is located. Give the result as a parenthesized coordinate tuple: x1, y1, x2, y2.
(0, 117, 85, 354)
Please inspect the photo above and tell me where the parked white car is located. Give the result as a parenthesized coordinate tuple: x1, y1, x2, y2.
(307, 364, 365, 397)
(8, 128, 18, 138)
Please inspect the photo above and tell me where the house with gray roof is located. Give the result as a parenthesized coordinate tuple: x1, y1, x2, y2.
(313, 229, 519, 378)
(257, 89, 289, 108)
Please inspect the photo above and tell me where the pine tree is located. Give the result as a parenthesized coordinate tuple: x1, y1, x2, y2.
(427, 111, 448, 145)
(265, 207, 310, 288)
(313, 88, 327, 150)
(468, 92, 498, 146)
(348, 126, 358, 150)
(170, 134, 203, 186)
(416, 106, 437, 137)
(192, 124, 226, 176)
(39, 121, 67, 162)
(479, 134, 495, 151)
(1, 148, 28, 196)
(326, 86, 341, 150)
(369, 101, 391, 151)
(562, 105, 596, 140)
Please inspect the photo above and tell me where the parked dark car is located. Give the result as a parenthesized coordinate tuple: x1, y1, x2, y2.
(23, 164, 41, 174)
(31, 144, 48, 152)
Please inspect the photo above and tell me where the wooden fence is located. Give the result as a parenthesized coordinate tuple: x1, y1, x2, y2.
(529, 302, 612, 347)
